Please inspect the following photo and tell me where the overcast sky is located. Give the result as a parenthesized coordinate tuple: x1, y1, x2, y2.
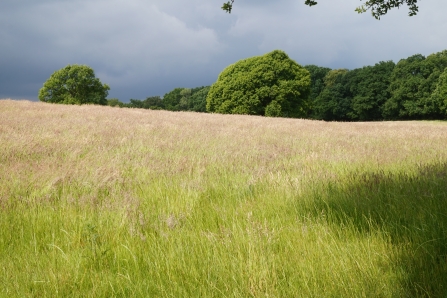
(1, 0, 446, 101)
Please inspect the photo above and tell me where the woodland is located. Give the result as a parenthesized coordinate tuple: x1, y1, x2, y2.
(108, 49, 447, 121)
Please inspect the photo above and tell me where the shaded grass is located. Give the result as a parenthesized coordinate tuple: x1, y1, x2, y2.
(304, 162, 447, 297)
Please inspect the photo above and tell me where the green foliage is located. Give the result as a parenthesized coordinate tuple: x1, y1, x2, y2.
(308, 52, 447, 122)
(312, 63, 395, 121)
(144, 96, 165, 110)
(264, 100, 282, 117)
(356, 0, 419, 19)
(179, 88, 192, 110)
(189, 86, 211, 112)
(349, 61, 395, 121)
(115, 87, 210, 112)
(221, 0, 234, 13)
(324, 69, 347, 87)
(125, 97, 163, 110)
(312, 69, 352, 121)
(304, 65, 331, 118)
(124, 97, 163, 110)
(37, 50, 447, 122)
(207, 50, 311, 118)
(222, 0, 419, 19)
(383, 51, 447, 119)
(162, 88, 185, 111)
(107, 98, 124, 107)
(38, 65, 110, 105)
(430, 68, 447, 116)
(162, 86, 210, 112)
(304, 65, 332, 97)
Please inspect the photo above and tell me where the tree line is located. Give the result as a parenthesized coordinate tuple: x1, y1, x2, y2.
(306, 50, 447, 120)
(107, 49, 447, 121)
(38, 49, 447, 121)
(107, 86, 210, 113)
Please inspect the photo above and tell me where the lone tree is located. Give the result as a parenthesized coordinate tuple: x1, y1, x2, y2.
(39, 64, 110, 105)
(206, 50, 311, 117)
(222, 0, 419, 19)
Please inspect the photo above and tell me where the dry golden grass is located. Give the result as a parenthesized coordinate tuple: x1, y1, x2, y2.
(2, 99, 446, 205)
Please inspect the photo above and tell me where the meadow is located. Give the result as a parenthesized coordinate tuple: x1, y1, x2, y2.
(1, 99, 447, 297)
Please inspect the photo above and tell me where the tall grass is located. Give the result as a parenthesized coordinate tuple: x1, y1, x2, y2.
(1, 99, 447, 297)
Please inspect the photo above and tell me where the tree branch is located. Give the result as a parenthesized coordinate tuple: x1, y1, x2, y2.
(221, 0, 419, 19)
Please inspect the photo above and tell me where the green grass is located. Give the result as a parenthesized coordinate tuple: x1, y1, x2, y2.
(1, 100, 447, 297)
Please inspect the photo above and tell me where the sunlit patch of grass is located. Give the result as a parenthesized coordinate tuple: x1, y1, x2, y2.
(1, 100, 447, 296)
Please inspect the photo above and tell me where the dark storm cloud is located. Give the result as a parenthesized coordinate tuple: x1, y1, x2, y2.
(1, 0, 446, 101)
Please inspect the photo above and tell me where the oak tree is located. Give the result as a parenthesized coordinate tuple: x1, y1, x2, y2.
(206, 50, 311, 117)
(39, 65, 110, 105)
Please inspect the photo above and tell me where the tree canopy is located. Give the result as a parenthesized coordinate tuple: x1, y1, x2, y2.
(222, 0, 419, 19)
(161, 86, 210, 112)
(110, 86, 211, 112)
(38, 65, 110, 105)
(429, 67, 447, 116)
(206, 50, 311, 117)
(383, 51, 447, 119)
(313, 61, 396, 121)
(105, 48, 447, 122)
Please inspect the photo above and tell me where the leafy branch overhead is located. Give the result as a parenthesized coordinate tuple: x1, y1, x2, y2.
(222, 0, 419, 19)
(221, 0, 234, 13)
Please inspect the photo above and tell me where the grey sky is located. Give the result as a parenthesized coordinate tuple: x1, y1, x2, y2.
(1, 0, 446, 101)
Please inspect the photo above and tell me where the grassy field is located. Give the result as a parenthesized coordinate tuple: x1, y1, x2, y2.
(1, 99, 447, 297)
